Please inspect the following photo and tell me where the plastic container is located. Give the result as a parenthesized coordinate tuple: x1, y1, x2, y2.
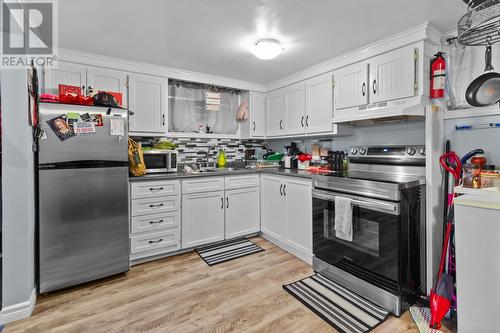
(480, 165, 498, 189)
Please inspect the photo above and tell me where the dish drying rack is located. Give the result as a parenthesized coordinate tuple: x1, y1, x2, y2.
(455, 0, 500, 46)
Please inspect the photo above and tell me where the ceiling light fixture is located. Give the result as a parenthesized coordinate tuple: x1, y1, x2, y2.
(250, 38, 284, 60)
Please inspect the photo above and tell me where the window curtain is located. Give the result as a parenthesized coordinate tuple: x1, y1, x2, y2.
(168, 81, 239, 134)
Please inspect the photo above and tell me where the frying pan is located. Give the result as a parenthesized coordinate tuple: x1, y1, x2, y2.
(465, 45, 500, 107)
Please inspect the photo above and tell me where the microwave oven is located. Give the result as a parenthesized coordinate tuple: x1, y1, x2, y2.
(142, 150, 178, 173)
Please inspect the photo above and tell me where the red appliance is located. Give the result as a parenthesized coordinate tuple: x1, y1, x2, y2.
(430, 52, 446, 99)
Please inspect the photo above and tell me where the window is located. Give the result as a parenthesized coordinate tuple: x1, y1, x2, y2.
(168, 80, 240, 135)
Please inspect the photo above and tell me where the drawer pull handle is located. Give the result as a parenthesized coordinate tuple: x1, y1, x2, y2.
(149, 203, 164, 208)
(149, 219, 164, 224)
(148, 238, 163, 244)
(149, 187, 164, 192)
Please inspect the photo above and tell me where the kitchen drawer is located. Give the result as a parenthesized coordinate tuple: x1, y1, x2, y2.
(131, 211, 180, 234)
(225, 174, 259, 190)
(131, 180, 180, 199)
(131, 196, 180, 216)
(130, 229, 180, 254)
(182, 176, 224, 194)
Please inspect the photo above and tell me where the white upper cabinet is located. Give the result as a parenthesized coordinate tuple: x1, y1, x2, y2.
(250, 91, 266, 138)
(86, 67, 128, 108)
(43, 61, 87, 95)
(284, 83, 306, 136)
(368, 45, 416, 104)
(128, 74, 168, 134)
(334, 63, 369, 110)
(267, 90, 285, 137)
(305, 73, 334, 134)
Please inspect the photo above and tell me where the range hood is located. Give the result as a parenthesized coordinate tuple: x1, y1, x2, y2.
(332, 95, 428, 125)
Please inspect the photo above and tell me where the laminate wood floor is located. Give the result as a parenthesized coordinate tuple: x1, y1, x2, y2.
(5, 237, 453, 333)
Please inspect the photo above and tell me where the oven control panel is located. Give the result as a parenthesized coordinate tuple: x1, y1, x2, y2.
(348, 145, 426, 164)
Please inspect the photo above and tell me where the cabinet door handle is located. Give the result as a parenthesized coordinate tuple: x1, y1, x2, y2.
(149, 219, 164, 225)
(279, 184, 283, 196)
(226, 197, 229, 209)
(221, 197, 224, 209)
(279, 120, 283, 130)
(362, 82, 366, 96)
(148, 238, 163, 244)
(149, 187, 164, 192)
(253, 121, 256, 131)
(149, 203, 164, 208)
(301, 116, 304, 127)
(162, 114, 166, 126)
(372, 79, 377, 95)
(283, 184, 287, 196)
(306, 115, 309, 127)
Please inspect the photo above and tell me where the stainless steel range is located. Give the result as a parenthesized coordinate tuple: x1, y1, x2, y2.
(312, 145, 426, 316)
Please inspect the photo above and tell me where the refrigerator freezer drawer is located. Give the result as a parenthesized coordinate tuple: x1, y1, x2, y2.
(130, 180, 180, 199)
(130, 229, 180, 254)
(131, 196, 180, 217)
(39, 166, 129, 293)
(131, 211, 180, 235)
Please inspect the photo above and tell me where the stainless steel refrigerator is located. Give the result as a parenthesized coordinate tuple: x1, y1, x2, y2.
(38, 103, 129, 293)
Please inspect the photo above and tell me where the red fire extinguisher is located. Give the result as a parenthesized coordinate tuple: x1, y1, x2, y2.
(430, 52, 446, 99)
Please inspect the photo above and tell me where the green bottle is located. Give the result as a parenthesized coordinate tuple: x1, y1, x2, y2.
(217, 149, 227, 168)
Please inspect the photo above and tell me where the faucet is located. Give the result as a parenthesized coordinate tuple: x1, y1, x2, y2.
(203, 145, 217, 168)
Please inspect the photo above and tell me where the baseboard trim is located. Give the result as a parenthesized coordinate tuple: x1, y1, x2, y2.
(260, 232, 313, 265)
(0, 288, 37, 324)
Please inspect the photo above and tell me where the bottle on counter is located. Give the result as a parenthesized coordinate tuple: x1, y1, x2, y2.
(217, 149, 227, 168)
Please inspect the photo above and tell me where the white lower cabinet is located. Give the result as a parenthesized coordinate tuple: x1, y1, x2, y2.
(261, 175, 286, 241)
(181, 190, 225, 248)
(225, 187, 260, 239)
(130, 180, 181, 263)
(260, 175, 312, 263)
(181, 175, 260, 248)
(283, 178, 312, 256)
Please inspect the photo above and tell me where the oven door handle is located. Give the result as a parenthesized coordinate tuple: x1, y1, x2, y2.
(312, 189, 399, 214)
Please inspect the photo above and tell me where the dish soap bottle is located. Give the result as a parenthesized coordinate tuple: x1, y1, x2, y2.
(217, 149, 227, 168)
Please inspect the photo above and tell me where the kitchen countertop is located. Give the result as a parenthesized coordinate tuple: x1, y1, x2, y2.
(129, 167, 315, 182)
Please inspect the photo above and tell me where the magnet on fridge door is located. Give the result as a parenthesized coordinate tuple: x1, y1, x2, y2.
(109, 118, 124, 136)
(46, 114, 75, 141)
(73, 121, 96, 136)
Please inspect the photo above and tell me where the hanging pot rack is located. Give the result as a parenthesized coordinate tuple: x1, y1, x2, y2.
(452, 0, 500, 46)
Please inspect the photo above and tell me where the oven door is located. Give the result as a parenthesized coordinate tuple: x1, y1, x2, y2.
(143, 153, 168, 173)
(312, 188, 401, 292)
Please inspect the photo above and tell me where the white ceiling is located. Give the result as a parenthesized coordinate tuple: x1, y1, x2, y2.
(59, 0, 467, 84)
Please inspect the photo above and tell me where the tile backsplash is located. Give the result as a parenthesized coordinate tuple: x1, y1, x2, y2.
(134, 137, 267, 165)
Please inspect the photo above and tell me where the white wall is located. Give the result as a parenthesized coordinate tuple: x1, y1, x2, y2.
(1, 70, 36, 319)
(267, 121, 426, 152)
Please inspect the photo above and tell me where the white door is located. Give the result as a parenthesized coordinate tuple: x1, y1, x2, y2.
(369, 46, 416, 103)
(267, 90, 284, 137)
(284, 179, 312, 256)
(284, 83, 306, 135)
(225, 187, 260, 239)
(306, 73, 333, 134)
(260, 176, 285, 241)
(128, 74, 168, 134)
(334, 62, 369, 110)
(86, 67, 128, 108)
(181, 191, 225, 248)
(43, 61, 87, 95)
(250, 91, 266, 138)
